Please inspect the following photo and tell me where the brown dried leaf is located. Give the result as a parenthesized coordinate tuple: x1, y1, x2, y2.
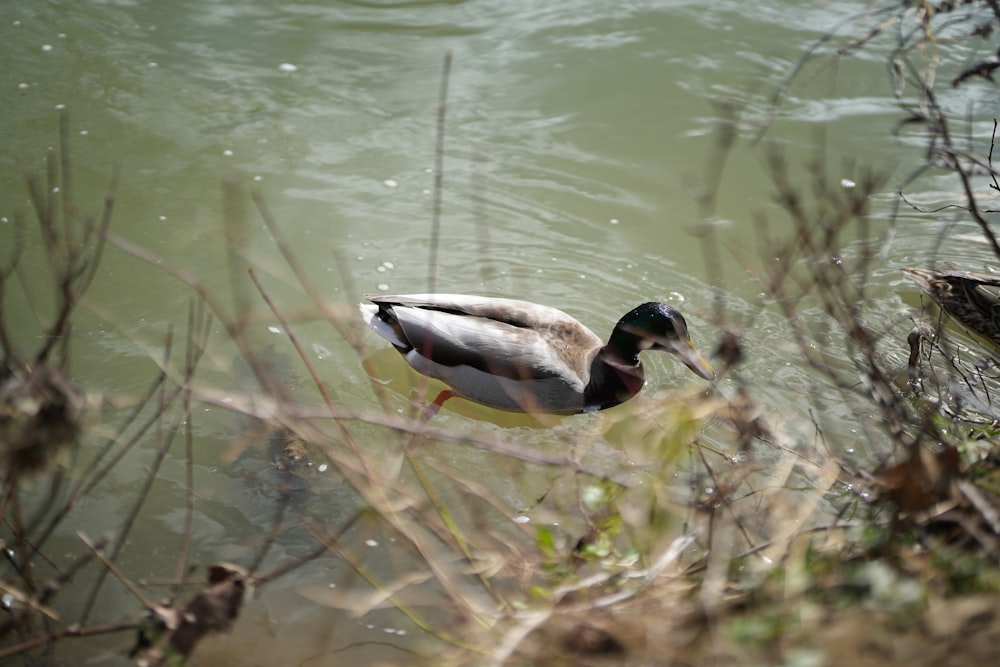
(874, 445, 961, 514)
(132, 563, 249, 667)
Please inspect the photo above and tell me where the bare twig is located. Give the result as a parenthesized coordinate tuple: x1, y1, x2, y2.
(79, 327, 177, 624)
(429, 50, 452, 294)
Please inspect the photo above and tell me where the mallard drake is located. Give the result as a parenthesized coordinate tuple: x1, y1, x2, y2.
(360, 294, 715, 414)
(903, 267, 1000, 349)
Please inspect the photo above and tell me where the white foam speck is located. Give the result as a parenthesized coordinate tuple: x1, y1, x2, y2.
(365, 539, 378, 548)
(18, 83, 29, 90)
(278, 63, 298, 72)
(223, 149, 233, 157)
(41, 44, 52, 52)
(383, 179, 398, 188)
(267, 325, 281, 334)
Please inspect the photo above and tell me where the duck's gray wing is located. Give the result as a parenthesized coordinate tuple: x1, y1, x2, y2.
(365, 294, 589, 331)
(392, 306, 588, 385)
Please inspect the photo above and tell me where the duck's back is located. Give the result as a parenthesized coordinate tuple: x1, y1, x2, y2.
(367, 294, 583, 328)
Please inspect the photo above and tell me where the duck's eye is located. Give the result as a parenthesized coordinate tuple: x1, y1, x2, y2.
(637, 338, 658, 351)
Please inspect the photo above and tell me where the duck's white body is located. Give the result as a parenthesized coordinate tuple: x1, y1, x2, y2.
(360, 294, 714, 414)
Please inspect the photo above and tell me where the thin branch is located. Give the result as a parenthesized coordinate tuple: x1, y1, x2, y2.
(429, 50, 452, 294)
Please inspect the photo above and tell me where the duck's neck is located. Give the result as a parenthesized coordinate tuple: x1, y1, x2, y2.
(605, 324, 646, 365)
(584, 345, 646, 411)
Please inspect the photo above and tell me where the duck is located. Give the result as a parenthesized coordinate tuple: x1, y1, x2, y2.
(903, 267, 1000, 349)
(359, 294, 715, 414)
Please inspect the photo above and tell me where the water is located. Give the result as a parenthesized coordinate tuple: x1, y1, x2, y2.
(3, 1, 997, 664)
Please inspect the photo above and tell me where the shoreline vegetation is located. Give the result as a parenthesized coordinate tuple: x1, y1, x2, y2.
(3, 3, 1000, 665)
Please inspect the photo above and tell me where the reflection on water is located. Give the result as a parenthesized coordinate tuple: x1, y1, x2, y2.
(2, 0, 987, 664)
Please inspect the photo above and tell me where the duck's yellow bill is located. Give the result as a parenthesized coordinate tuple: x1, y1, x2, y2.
(674, 340, 715, 381)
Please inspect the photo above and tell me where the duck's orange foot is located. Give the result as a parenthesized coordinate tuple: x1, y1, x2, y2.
(420, 389, 454, 422)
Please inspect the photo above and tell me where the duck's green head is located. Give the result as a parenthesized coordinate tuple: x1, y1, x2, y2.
(613, 302, 715, 381)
